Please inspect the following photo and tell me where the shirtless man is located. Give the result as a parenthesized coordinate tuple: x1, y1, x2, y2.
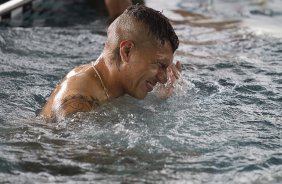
(40, 4, 181, 122)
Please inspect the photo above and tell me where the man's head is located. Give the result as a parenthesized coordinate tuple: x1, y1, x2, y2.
(123, 4, 179, 51)
(103, 4, 179, 99)
(104, 4, 179, 63)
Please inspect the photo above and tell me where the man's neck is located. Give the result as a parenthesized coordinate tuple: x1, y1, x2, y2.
(94, 55, 125, 98)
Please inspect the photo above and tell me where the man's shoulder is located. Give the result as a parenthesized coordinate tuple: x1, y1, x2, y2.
(65, 64, 90, 78)
(64, 64, 97, 89)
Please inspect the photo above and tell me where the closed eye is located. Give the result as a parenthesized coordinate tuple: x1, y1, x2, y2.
(156, 62, 167, 70)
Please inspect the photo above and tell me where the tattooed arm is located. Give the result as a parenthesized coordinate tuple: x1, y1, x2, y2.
(57, 95, 100, 118)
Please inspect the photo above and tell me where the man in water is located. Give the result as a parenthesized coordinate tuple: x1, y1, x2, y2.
(40, 4, 181, 122)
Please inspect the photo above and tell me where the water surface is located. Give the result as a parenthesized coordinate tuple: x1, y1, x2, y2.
(0, 0, 282, 183)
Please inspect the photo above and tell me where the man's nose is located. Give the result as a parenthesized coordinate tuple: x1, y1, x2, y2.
(157, 69, 168, 84)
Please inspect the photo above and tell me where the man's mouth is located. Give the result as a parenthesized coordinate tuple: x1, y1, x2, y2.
(145, 81, 156, 92)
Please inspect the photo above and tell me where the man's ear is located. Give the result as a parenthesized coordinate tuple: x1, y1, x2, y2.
(119, 40, 134, 63)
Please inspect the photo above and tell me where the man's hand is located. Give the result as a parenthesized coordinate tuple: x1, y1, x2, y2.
(156, 61, 182, 98)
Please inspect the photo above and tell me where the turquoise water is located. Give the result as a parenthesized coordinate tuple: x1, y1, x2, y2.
(0, 0, 282, 183)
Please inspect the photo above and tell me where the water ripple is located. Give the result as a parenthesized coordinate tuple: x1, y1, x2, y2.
(1, 0, 282, 183)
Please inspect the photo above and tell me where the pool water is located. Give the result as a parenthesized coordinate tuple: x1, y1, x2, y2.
(0, 0, 282, 183)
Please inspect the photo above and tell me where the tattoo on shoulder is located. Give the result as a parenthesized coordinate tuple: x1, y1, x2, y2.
(59, 95, 100, 114)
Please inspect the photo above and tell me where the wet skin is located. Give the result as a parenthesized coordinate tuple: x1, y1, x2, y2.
(119, 41, 176, 99)
(40, 64, 109, 122)
(40, 42, 181, 122)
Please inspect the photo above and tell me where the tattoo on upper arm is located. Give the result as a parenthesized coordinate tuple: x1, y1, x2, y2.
(59, 95, 100, 115)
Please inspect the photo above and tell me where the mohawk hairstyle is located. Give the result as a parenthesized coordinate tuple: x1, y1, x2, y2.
(124, 4, 179, 52)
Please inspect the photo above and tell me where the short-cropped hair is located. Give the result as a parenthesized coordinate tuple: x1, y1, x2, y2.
(124, 4, 179, 52)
